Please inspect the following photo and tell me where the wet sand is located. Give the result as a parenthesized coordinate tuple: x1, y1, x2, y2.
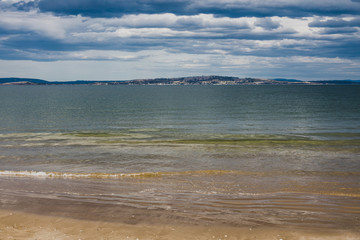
(1, 173, 360, 239)
(1, 209, 360, 240)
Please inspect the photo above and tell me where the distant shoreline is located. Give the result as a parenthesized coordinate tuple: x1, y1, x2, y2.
(1, 76, 360, 85)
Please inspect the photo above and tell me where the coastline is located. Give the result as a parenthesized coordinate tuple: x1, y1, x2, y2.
(2, 76, 360, 86)
(1, 209, 360, 240)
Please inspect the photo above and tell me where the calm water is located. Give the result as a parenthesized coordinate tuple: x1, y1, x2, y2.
(0, 85, 359, 228)
(0, 85, 359, 134)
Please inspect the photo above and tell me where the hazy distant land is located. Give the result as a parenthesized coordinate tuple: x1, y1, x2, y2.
(1, 76, 360, 85)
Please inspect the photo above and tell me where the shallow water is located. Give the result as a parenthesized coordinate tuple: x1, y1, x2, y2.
(0, 85, 359, 230)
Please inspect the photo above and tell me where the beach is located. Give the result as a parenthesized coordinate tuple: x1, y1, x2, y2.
(1, 171, 360, 239)
(1, 209, 360, 240)
(0, 85, 359, 239)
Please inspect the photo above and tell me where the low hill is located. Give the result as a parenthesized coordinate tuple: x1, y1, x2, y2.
(1, 76, 359, 85)
(0, 78, 48, 84)
(120, 76, 306, 85)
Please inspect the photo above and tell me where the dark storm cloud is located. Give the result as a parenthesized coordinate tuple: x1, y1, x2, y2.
(309, 18, 360, 28)
(2, 33, 157, 53)
(324, 39, 360, 58)
(320, 27, 359, 35)
(196, 4, 360, 18)
(2, 33, 76, 52)
(36, 0, 192, 17)
(14, 0, 359, 18)
(12, 0, 39, 11)
(255, 18, 280, 30)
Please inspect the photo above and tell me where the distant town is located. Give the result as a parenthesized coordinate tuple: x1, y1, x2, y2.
(1, 76, 360, 85)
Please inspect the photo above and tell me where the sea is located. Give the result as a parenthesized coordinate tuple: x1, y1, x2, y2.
(0, 85, 359, 229)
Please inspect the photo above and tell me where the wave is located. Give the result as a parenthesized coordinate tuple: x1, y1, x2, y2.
(1, 169, 359, 179)
(2, 131, 360, 145)
(0, 170, 244, 179)
(288, 191, 360, 198)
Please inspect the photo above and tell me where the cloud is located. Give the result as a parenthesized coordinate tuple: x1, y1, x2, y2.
(1, 0, 360, 81)
(1, 10, 359, 62)
(36, 0, 192, 17)
(116, 13, 250, 30)
(255, 17, 280, 30)
(0, 10, 83, 39)
(309, 17, 360, 28)
(10, 0, 360, 18)
(308, 17, 360, 37)
(12, 0, 38, 11)
(320, 27, 359, 34)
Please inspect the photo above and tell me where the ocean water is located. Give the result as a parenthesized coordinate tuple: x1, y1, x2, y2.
(0, 85, 359, 228)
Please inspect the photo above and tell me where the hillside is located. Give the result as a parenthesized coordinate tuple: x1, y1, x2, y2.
(0, 78, 48, 85)
(119, 76, 308, 85)
(1, 76, 359, 85)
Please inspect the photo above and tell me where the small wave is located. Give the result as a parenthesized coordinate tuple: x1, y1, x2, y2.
(0, 170, 242, 179)
(1, 169, 359, 179)
(289, 191, 360, 198)
(0, 170, 159, 179)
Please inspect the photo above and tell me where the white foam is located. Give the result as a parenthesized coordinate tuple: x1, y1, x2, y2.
(0, 170, 54, 178)
(0, 170, 155, 179)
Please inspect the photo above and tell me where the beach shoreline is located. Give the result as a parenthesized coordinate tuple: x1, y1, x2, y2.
(1, 85, 360, 239)
(1, 209, 360, 240)
(1, 175, 360, 240)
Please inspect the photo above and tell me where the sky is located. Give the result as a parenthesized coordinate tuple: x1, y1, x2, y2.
(0, 0, 360, 81)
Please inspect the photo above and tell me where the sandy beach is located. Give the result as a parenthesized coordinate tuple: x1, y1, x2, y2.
(1, 209, 360, 240)
(1, 86, 360, 239)
(1, 170, 360, 239)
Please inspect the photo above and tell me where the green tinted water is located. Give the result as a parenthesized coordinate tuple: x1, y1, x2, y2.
(0, 85, 359, 174)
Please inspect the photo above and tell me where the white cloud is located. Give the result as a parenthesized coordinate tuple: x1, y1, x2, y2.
(290, 56, 353, 64)
(68, 50, 143, 60)
(115, 27, 193, 38)
(0, 10, 341, 48)
(0, 10, 83, 39)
